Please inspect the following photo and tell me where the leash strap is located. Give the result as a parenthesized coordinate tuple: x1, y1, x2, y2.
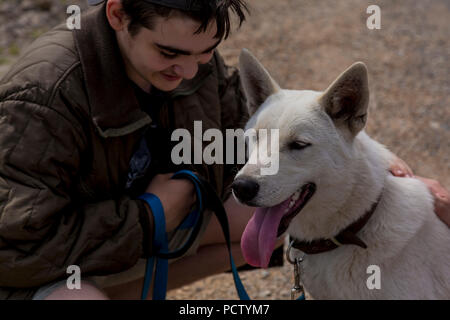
(138, 193, 168, 300)
(138, 170, 250, 300)
(191, 173, 250, 300)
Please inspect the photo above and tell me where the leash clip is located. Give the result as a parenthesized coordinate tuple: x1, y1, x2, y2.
(287, 240, 306, 300)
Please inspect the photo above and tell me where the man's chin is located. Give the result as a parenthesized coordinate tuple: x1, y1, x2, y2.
(152, 77, 183, 92)
(159, 84, 181, 92)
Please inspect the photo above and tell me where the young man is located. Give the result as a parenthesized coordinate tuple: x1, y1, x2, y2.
(0, 0, 253, 300)
(0, 0, 447, 300)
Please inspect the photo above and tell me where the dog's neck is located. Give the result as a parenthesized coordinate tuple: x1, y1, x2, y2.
(336, 131, 389, 224)
(336, 131, 391, 229)
(291, 189, 383, 254)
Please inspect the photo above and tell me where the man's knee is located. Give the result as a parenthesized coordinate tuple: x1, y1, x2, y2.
(43, 280, 109, 300)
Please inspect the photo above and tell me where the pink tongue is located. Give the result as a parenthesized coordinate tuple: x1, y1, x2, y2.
(241, 199, 290, 268)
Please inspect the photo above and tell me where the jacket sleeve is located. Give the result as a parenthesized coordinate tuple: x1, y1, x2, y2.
(214, 52, 249, 199)
(0, 96, 152, 288)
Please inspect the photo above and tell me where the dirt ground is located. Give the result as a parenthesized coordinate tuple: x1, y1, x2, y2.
(0, 0, 448, 300)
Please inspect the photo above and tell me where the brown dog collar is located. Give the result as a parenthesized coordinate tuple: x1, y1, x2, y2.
(290, 192, 382, 254)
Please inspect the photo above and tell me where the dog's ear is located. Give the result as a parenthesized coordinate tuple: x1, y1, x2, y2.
(239, 49, 281, 116)
(319, 62, 369, 136)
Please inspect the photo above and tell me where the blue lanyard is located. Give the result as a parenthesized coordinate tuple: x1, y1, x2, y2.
(138, 170, 250, 300)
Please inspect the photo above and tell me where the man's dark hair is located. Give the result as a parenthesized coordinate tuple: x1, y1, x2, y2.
(121, 0, 249, 39)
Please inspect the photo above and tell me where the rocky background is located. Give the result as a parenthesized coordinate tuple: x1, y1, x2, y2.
(0, 0, 448, 300)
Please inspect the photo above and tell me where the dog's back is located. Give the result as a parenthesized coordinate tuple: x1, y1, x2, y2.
(372, 175, 450, 299)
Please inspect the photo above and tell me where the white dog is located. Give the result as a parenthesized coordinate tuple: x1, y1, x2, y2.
(232, 49, 450, 299)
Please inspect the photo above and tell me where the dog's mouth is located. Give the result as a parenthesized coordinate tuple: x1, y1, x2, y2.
(277, 183, 316, 237)
(241, 183, 316, 268)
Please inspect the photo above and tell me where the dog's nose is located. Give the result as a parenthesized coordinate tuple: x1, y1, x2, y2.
(232, 178, 259, 202)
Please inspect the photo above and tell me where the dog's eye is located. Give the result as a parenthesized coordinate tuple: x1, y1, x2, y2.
(289, 141, 311, 150)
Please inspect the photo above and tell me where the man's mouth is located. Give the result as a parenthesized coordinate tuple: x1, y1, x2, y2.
(161, 72, 181, 81)
(241, 183, 316, 268)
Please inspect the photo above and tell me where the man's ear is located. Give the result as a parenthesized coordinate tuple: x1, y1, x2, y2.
(106, 0, 128, 32)
(239, 49, 281, 116)
(319, 62, 370, 136)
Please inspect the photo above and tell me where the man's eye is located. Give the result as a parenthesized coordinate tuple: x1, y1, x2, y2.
(160, 51, 178, 59)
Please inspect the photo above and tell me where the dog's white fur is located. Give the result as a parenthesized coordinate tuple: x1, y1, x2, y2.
(236, 49, 450, 299)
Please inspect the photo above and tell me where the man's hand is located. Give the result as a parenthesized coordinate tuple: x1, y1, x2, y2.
(144, 173, 196, 233)
(389, 154, 414, 177)
(414, 176, 450, 228)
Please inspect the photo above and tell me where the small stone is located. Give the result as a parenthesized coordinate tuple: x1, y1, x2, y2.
(260, 290, 272, 297)
(429, 121, 440, 130)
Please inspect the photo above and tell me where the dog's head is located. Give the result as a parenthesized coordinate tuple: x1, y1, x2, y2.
(234, 49, 370, 267)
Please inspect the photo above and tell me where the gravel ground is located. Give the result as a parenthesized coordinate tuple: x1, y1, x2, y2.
(0, 0, 448, 300)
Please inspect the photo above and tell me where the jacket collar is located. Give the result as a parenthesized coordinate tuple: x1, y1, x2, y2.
(73, 3, 151, 137)
(290, 191, 383, 255)
(73, 3, 212, 138)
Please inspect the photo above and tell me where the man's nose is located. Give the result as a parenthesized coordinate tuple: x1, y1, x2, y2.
(173, 57, 199, 80)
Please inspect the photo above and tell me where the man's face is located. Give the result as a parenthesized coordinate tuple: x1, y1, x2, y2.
(117, 14, 220, 92)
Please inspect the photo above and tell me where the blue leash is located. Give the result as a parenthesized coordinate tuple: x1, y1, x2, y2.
(138, 170, 249, 300)
(138, 193, 168, 300)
